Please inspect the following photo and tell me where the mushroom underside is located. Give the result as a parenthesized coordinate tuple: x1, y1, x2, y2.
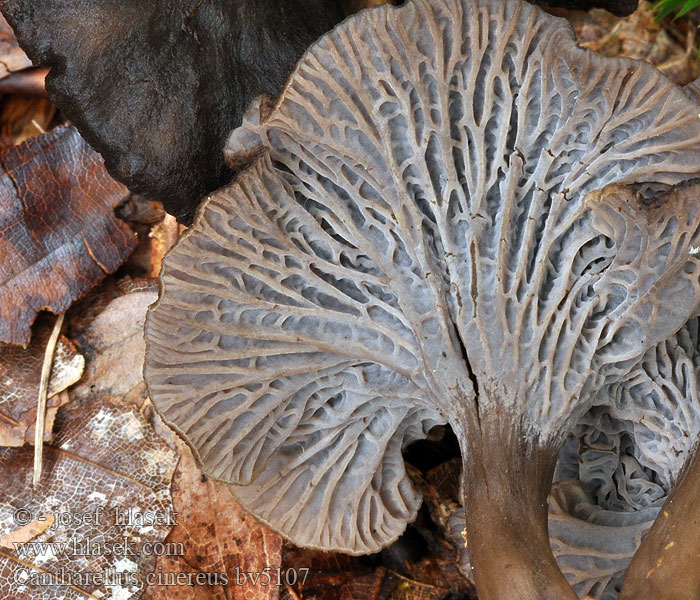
(145, 1, 700, 599)
(552, 317, 700, 598)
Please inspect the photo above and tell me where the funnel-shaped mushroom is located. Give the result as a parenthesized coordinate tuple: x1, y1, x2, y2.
(145, 0, 700, 598)
(434, 306, 700, 599)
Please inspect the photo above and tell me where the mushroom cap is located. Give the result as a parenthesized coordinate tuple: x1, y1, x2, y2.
(0, 0, 344, 223)
(145, 0, 700, 554)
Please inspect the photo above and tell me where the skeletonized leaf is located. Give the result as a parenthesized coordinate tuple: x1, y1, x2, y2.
(0, 394, 178, 600)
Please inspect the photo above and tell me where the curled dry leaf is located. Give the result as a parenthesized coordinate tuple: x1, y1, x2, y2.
(71, 290, 158, 403)
(0, 394, 178, 600)
(0, 316, 84, 447)
(0, 67, 49, 97)
(122, 214, 182, 280)
(0, 125, 136, 345)
(0, 12, 30, 79)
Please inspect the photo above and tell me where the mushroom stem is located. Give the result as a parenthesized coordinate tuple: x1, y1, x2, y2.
(620, 444, 700, 600)
(461, 422, 577, 600)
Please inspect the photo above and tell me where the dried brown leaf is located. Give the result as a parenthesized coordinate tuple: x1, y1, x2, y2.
(342, 567, 395, 600)
(123, 213, 181, 280)
(0, 394, 178, 600)
(400, 554, 473, 600)
(0, 13, 31, 78)
(0, 390, 68, 448)
(0, 125, 136, 345)
(145, 419, 283, 600)
(568, 0, 700, 84)
(0, 67, 48, 97)
(278, 556, 458, 600)
(282, 547, 399, 600)
(66, 276, 157, 338)
(0, 316, 83, 447)
(282, 550, 452, 600)
(71, 290, 157, 403)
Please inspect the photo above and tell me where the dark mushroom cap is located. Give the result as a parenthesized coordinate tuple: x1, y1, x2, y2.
(146, 0, 700, 556)
(0, 0, 345, 223)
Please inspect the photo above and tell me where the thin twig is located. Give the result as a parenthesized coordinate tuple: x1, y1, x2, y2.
(30, 119, 46, 135)
(33, 312, 65, 487)
(283, 581, 301, 600)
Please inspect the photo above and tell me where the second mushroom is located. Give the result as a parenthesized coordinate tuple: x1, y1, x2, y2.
(144, 0, 700, 598)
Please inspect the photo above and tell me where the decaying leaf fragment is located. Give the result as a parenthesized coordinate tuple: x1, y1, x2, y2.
(0, 395, 178, 600)
(570, 0, 700, 85)
(0, 316, 83, 447)
(143, 429, 283, 600)
(71, 289, 157, 402)
(0, 513, 54, 549)
(0, 125, 136, 345)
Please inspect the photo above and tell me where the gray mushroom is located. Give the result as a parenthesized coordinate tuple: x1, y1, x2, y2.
(431, 319, 700, 599)
(548, 76, 700, 600)
(144, 0, 700, 598)
(550, 314, 700, 599)
(614, 317, 700, 600)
